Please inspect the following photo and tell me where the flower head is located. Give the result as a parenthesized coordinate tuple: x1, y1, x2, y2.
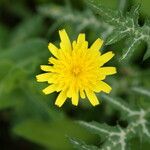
(36, 29, 116, 107)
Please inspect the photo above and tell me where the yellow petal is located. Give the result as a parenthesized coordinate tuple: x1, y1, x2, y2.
(55, 83, 66, 92)
(72, 40, 77, 49)
(48, 75, 58, 84)
(80, 41, 88, 51)
(42, 84, 56, 95)
(40, 65, 53, 72)
(80, 90, 86, 99)
(71, 91, 79, 106)
(48, 57, 57, 64)
(85, 89, 100, 106)
(99, 81, 112, 93)
(36, 73, 51, 82)
(77, 33, 85, 44)
(48, 43, 59, 57)
(55, 91, 67, 107)
(92, 83, 102, 93)
(59, 29, 71, 52)
(99, 75, 106, 80)
(67, 86, 73, 98)
(90, 38, 103, 52)
(74, 34, 86, 53)
(99, 67, 117, 75)
(75, 41, 88, 57)
(99, 51, 115, 66)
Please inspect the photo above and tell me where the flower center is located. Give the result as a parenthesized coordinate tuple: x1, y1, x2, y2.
(72, 66, 81, 76)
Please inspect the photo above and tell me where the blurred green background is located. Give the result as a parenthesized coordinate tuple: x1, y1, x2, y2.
(0, 0, 150, 150)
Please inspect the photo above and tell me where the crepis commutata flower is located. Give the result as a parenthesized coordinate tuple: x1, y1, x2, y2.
(36, 29, 116, 107)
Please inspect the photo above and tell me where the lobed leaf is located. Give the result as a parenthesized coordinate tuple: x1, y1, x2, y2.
(38, 3, 114, 38)
(69, 137, 98, 150)
(131, 87, 150, 97)
(87, 0, 150, 61)
(73, 94, 150, 150)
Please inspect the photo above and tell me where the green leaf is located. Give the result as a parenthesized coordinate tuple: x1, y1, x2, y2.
(105, 28, 128, 45)
(120, 37, 142, 61)
(101, 94, 134, 115)
(0, 39, 48, 100)
(118, 0, 129, 14)
(0, 97, 19, 110)
(69, 137, 98, 150)
(79, 121, 129, 150)
(0, 60, 25, 98)
(79, 121, 118, 137)
(13, 119, 94, 150)
(38, 3, 113, 38)
(0, 38, 48, 64)
(87, 0, 150, 61)
(9, 16, 44, 46)
(143, 41, 150, 60)
(132, 87, 150, 97)
(14, 81, 61, 121)
(87, 0, 122, 25)
(128, 4, 140, 25)
(74, 94, 150, 150)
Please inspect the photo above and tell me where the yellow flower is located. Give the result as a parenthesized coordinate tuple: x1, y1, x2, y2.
(36, 29, 116, 107)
